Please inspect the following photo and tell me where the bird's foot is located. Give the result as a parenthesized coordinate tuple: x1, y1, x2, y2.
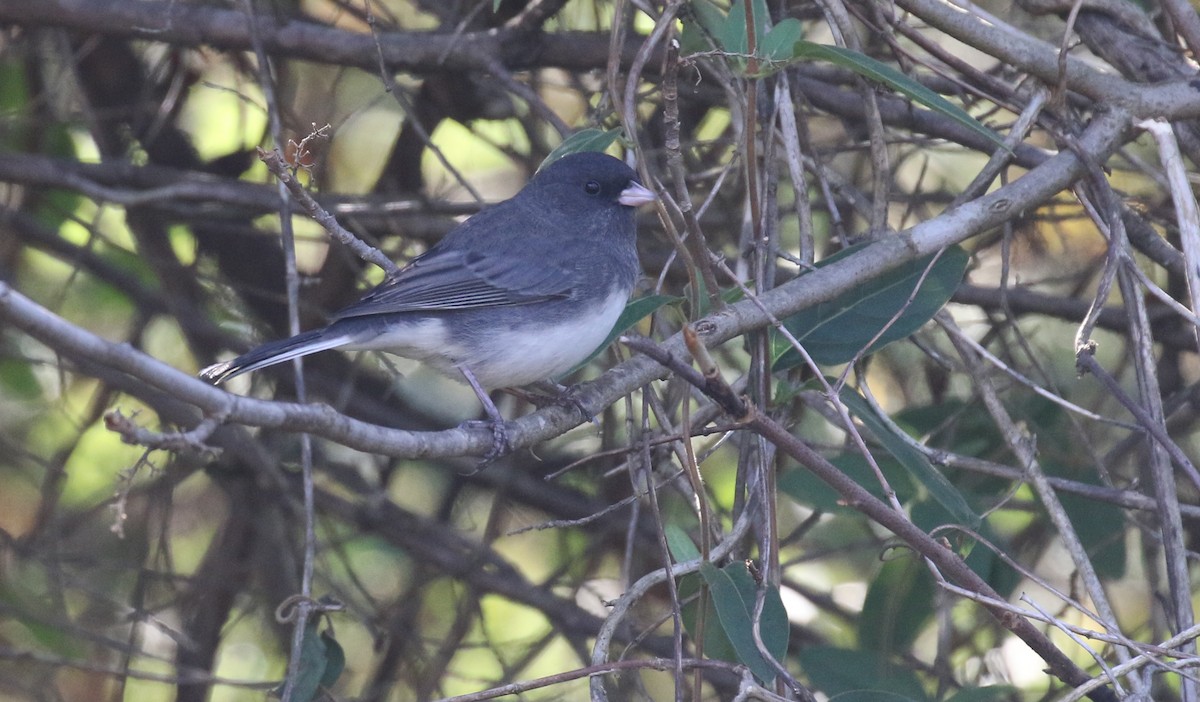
(458, 418, 512, 470)
(455, 365, 514, 470)
(511, 382, 597, 426)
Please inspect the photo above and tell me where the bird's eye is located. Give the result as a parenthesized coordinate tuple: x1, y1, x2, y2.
(584, 180, 601, 195)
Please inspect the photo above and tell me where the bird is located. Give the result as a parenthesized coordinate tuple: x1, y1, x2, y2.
(200, 150, 656, 459)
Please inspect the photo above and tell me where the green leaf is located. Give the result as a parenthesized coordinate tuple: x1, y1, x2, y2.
(778, 464, 847, 513)
(788, 41, 1007, 150)
(1057, 474, 1127, 579)
(799, 646, 930, 701)
(318, 629, 345, 690)
(720, 284, 747, 305)
(716, 0, 779, 74)
(664, 524, 701, 562)
(699, 562, 789, 684)
(716, 0, 753, 56)
(539, 128, 625, 170)
(680, 573, 738, 664)
(909, 501, 1022, 597)
(839, 387, 979, 528)
(611, 294, 679, 340)
(778, 452, 914, 513)
(908, 499, 965, 541)
(759, 18, 804, 64)
(280, 620, 343, 702)
(565, 294, 679, 375)
(683, 273, 714, 319)
(858, 555, 935, 654)
(772, 245, 968, 369)
(680, 0, 728, 55)
(963, 529, 1019, 598)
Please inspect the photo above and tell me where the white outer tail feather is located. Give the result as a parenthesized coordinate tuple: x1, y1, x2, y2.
(200, 333, 355, 383)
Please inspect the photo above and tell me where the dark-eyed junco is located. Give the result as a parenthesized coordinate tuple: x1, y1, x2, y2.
(201, 151, 656, 457)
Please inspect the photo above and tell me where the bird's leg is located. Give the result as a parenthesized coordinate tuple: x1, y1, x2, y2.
(458, 365, 510, 463)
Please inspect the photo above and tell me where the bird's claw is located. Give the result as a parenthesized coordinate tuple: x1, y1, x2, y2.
(482, 420, 511, 465)
(459, 418, 512, 471)
(557, 389, 597, 427)
(515, 384, 597, 426)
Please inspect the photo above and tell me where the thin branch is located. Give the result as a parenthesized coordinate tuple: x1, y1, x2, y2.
(258, 147, 400, 276)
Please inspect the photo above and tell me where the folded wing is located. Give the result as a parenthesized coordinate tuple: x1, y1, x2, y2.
(335, 245, 574, 318)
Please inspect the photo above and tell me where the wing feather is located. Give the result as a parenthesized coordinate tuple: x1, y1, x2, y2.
(334, 247, 573, 319)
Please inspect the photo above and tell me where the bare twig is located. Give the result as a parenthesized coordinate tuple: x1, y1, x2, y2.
(258, 147, 401, 276)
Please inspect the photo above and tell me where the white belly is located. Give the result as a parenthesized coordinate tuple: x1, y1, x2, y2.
(473, 290, 630, 387)
(344, 291, 631, 389)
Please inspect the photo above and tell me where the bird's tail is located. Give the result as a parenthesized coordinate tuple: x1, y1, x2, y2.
(200, 329, 354, 384)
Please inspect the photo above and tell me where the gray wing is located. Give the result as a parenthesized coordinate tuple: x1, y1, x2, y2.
(334, 245, 574, 319)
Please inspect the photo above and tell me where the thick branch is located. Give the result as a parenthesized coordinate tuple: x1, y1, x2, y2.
(0, 0, 634, 74)
(885, 0, 1200, 119)
(0, 152, 477, 221)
